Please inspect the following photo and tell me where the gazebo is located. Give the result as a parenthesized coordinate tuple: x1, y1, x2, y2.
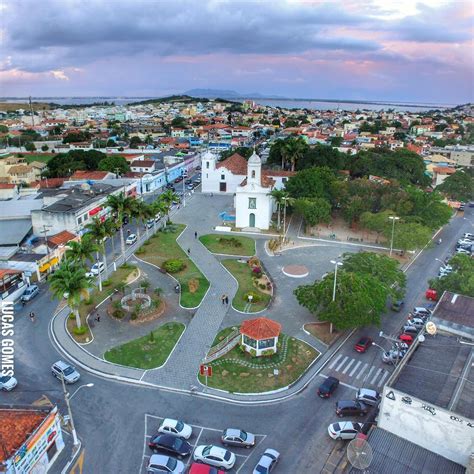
(240, 317, 282, 357)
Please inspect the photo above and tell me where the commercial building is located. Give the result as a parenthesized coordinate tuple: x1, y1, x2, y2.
(0, 405, 64, 473)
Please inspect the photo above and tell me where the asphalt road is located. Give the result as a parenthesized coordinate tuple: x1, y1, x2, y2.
(7, 206, 472, 473)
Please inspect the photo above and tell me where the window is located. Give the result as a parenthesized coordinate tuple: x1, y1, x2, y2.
(248, 198, 256, 209)
(221, 174, 225, 180)
(258, 338, 275, 349)
(206, 162, 209, 169)
(282, 177, 287, 183)
(243, 335, 257, 348)
(251, 170, 255, 179)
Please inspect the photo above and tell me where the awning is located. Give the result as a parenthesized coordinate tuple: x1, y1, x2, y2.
(39, 257, 59, 272)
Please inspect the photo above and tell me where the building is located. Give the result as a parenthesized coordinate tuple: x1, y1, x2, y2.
(0, 405, 64, 473)
(240, 317, 282, 357)
(377, 291, 474, 468)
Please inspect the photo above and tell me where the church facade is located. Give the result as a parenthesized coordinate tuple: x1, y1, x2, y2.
(201, 150, 294, 230)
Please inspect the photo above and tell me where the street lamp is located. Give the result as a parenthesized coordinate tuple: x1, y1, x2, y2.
(388, 216, 400, 257)
(329, 259, 343, 334)
(61, 378, 94, 446)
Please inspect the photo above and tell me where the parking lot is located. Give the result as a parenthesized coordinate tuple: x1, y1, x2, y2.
(141, 414, 267, 473)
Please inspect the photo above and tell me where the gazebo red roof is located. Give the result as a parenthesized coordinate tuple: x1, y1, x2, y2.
(240, 317, 282, 340)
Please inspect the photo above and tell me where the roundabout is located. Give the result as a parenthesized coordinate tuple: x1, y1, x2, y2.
(282, 264, 310, 278)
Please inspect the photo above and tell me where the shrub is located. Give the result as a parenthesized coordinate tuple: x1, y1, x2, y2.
(112, 300, 122, 310)
(218, 237, 243, 248)
(154, 287, 163, 296)
(102, 279, 112, 287)
(120, 262, 131, 269)
(248, 348, 257, 358)
(248, 256, 260, 268)
(68, 313, 75, 320)
(135, 247, 145, 254)
(112, 308, 125, 319)
(243, 291, 261, 303)
(143, 240, 151, 246)
(252, 266, 262, 278)
(261, 349, 275, 357)
(163, 259, 186, 273)
(84, 297, 93, 305)
(259, 283, 266, 290)
(73, 326, 87, 335)
(141, 279, 150, 293)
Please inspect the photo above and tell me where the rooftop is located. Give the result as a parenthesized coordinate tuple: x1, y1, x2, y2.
(392, 333, 473, 419)
(240, 317, 282, 339)
(48, 230, 77, 247)
(431, 291, 474, 338)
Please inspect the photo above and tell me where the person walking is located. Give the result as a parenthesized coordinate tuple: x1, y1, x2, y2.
(225, 295, 229, 305)
(29, 311, 36, 323)
(194, 231, 198, 239)
(187, 248, 191, 255)
(221, 294, 226, 305)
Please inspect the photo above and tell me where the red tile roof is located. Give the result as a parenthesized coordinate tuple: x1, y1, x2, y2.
(433, 167, 456, 174)
(264, 170, 295, 178)
(70, 170, 109, 180)
(0, 409, 49, 462)
(131, 160, 155, 168)
(240, 317, 282, 340)
(217, 153, 248, 175)
(0, 269, 21, 279)
(48, 230, 77, 247)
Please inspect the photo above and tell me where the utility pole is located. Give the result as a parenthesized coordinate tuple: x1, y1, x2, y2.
(388, 216, 400, 257)
(61, 375, 79, 446)
(29, 96, 35, 128)
(40, 225, 53, 271)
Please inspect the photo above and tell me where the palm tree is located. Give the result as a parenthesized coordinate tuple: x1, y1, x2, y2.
(103, 218, 117, 256)
(106, 192, 135, 258)
(65, 237, 98, 266)
(159, 189, 178, 224)
(150, 199, 166, 233)
(49, 260, 93, 329)
(270, 189, 286, 231)
(132, 200, 153, 240)
(85, 217, 109, 291)
(281, 137, 307, 171)
(281, 191, 295, 236)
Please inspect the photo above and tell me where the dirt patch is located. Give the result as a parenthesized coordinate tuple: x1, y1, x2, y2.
(125, 268, 140, 284)
(304, 322, 341, 346)
(188, 278, 199, 293)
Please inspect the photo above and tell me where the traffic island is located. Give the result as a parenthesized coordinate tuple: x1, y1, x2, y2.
(222, 258, 272, 313)
(199, 234, 256, 256)
(198, 324, 319, 394)
(103, 322, 185, 369)
(137, 224, 210, 308)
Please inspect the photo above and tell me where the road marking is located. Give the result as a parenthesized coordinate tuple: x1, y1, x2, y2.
(342, 359, 355, 374)
(365, 366, 375, 382)
(356, 363, 368, 379)
(371, 368, 382, 385)
(377, 371, 390, 388)
(146, 414, 165, 421)
(335, 356, 348, 372)
(328, 354, 342, 369)
(145, 435, 151, 438)
(349, 361, 362, 377)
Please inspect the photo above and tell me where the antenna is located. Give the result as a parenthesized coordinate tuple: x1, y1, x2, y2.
(347, 437, 373, 471)
(29, 96, 35, 128)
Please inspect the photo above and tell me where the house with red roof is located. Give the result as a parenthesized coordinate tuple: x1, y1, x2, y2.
(240, 317, 282, 356)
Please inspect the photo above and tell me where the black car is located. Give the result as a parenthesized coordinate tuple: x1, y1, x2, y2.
(317, 376, 339, 398)
(335, 400, 369, 417)
(185, 179, 192, 185)
(148, 434, 191, 458)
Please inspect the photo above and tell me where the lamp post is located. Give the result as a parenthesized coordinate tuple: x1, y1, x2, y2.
(61, 377, 94, 446)
(388, 216, 400, 257)
(282, 197, 289, 241)
(329, 259, 343, 334)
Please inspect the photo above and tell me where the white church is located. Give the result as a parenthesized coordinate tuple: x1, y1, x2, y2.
(201, 150, 294, 230)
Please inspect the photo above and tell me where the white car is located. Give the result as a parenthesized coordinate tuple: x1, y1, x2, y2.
(356, 388, 380, 406)
(126, 233, 137, 245)
(0, 375, 18, 391)
(456, 248, 471, 255)
(90, 262, 105, 275)
(328, 421, 364, 440)
(193, 445, 236, 470)
(158, 418, 192, 439)
(147, 454, 185, 473)
(253, 449, 280, 474)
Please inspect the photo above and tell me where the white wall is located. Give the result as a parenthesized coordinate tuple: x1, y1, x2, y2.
(235, 191, 272, 230)
(378, 386, 473, 467)
(201, 160, 245, 194)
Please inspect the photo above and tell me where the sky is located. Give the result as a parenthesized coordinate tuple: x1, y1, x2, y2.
(0, 0, 473, 103)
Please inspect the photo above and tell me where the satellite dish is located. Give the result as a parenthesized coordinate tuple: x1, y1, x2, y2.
(426, 322, 437, 335)
(347, 438, 373, 470)
(418, 334, 426, 343)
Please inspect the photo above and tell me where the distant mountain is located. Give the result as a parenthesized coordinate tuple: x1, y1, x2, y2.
(184, 89, 284, 100)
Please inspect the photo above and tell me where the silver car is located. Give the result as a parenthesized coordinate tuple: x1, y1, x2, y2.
(253, 449, 280, 473)
(221, 428, 255, 448)
(356, 388, 380, 406)
(51, 360, 80, 384)
(147, 454, 184, 473)
(0, 375, 18, 391)
(21, 285, 39, 302)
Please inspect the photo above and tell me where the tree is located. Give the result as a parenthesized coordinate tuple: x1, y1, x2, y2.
(63, 131, 91, 143)
(132, 200, 153, 240)
(281, 136, 308, 171)
(159, 190, 178, 223)
(342, 252, 406, 299)
(49, 260, 93, 329)
(85, 217, 109, 291)
(65, 237, 98, 266)
(171, 116, 187, 128)
(293, 198, 331, 226)
(294, 271, 387, 331)
(285, 167, 338, 202)
(437, 171, 474, 202)
(428, 254, 474, 297)
(41, 144, 49, 152)
(25, 142, 36, 152)
(269, 189, 286, 231)
(297, 144, 347, 170)
(129, 136, 142, 148)
(330, 136, 343, 147)
(106, 193, 136, 258)
(45, 150, 106, 178)
(98, 155, 130, 174)
(219, 147, 253, 161)
(0, 125, 8, 133)
(390, 222, 432, 251)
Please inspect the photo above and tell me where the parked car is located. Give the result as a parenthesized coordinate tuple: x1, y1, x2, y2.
(158, 419, 192, 439)
(382, 349, 406, 364)
(356, 388, 380, 406)
(463, 233, 474, 240)
(456, 248, 471, 255)
(354, 337, 373, 353)
(148, 434, 191, 458)
(154, 214, 162, 223)
(252, 449, 280, 474)
(399, 333, 414, 345)
(335, 400, 369, 417)
(391, 300, 404, 312)
(126, 233, 137, 245)
(413, 307, 431, 318)
(425, 288, 438, 300)
(402, 325, 420, 335)
(186, 184, 194, 190)
(185, 179, 192, 185)
(318, 376, 340, 398)
(174, 177, 183, 183)
(327, 421, 364, 440)
(21, 285, 39, 302)
(51, 361, 80, 383)
(147, 454, 185, 473)
(146, 219, 155, 229)
(193, 445, 236, 470)
(189, 464, 224, 474)
(0, 375, 17, 391)
(90, 261, 105, 275)
(221, 428, 255, 448)
(406, 318, 425, 329)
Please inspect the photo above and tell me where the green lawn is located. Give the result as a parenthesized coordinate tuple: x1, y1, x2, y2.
(23, 154, 54, 164)
(138, 224, 209, 308)
(199, 234, 255, 256)
(67, 263, 139, 343)
(198, 330, 319, 393)
(221, 259, 271, 312)
(104, 322, 185, 369)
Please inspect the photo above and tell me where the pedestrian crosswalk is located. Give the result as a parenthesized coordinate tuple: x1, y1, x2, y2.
(324, 353, 390, 389)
